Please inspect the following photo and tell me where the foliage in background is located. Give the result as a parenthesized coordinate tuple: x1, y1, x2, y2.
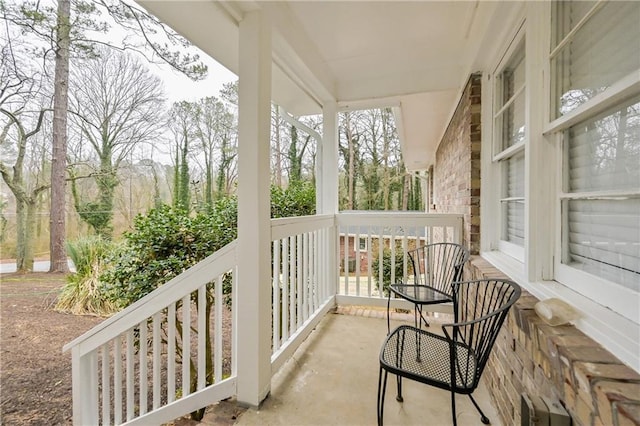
(372, 247, 410, 296)
(101, 198, 238, 308)
(271, 181, 316, 218)
(55, 236, 119, 316)
(101, 183, 315, 307)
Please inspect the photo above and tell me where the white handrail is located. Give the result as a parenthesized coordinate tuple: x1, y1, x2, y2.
(64, 241, 238, 425)
(270, 213, 334, 240)
(63, 241, 237, 356)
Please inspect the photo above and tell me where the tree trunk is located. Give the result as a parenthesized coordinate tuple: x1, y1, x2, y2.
(402, 171, 410, 211)
(288, 125, 301, 184)
(173, 145, 180, 207)
(179, 134, 190, 209)
(15, 197, 27, 272)
(205, 147, 213, 208)
(49, 0, 71, 273)
(23, 199, 37, 271)
(274, 108, 282, 187)
(345, 112, 355, 210)
(382, 109, 391, 210)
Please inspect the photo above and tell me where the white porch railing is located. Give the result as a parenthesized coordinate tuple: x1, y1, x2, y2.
(64, 212, 463, 425)
(335, 212, 463, 310)
(270, 214, 337, 373)
(63, 242, 238, 426)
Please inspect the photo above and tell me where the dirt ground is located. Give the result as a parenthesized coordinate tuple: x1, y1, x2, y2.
(0, 272, 241, 426)
(0, 272, 103, 425)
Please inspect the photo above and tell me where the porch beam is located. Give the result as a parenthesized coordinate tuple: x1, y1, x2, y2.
(236, 9, 272, 408)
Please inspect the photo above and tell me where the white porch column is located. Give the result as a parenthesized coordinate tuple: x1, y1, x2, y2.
(320, 101, 339, 297)
(319, 101, 339, 215)
(236, 9, 272, 407)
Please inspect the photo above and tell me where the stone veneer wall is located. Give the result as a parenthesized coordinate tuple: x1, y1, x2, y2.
(464, 258, 640, 426)
(434, 73, 640, 425)
(433, 74, 481, 254)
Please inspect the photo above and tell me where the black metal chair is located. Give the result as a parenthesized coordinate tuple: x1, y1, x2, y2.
(378, 279, 521, 426)
(388, 243, 470, 330)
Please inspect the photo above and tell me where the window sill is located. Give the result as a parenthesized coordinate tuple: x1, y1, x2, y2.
(478, 251, 640, 373)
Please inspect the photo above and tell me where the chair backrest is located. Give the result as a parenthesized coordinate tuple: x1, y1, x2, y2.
(407, 243, 470, 295)
(443, 279, 521, 391)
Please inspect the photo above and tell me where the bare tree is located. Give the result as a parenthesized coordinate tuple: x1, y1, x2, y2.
(3, 0, 208, 270)
(193, 96, 236, 207)
(68, 47, 165, 238)
(338, 108, 414, 211)
(339, 111, 360, 210)
(0, 33, 51, 272)
(168, 101, 197, 210)
(272, 105, 283, 186)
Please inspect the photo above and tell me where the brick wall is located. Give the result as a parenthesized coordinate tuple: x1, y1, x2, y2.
(433, 74, 481, 254)
(464, 257, 640, 426)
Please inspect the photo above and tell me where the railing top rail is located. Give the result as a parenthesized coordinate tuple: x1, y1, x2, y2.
(63, 240, 238, 355)
(271, 213, 334, 226)
(336, 211, 464, 226)
(337, 211, 462, 216)
(271, 214, 335, 241)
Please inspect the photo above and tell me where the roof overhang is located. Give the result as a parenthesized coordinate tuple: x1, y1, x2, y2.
(137, 0, 522, 170)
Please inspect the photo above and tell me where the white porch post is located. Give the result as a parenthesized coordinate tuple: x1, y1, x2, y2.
(319, 101, 339, 215)
(320, 101, 339, 296)
(236, 9, 272, 407)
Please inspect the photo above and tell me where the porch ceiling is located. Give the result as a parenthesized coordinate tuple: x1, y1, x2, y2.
(137, 0, 520, 171)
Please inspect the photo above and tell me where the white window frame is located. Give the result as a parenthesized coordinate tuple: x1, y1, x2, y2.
(358, 236, 367, 251)
(547, 1, 640, 325)
(481, 2, 640, 372)
(491, 24, 527, 263)
(550, 95, 640, 323)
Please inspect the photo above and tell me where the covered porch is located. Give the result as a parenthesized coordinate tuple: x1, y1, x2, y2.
(64, 1, 640, 425)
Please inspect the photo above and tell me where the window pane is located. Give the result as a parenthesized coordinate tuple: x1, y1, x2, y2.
(551, 1, 597, 47)
(566, 99, 640, 193)
(565, 198, 640, 291)
(502, 152, 525, 246)
(552, 2, 640, 117)
(501, 50, 525, 106)
(495, 42, 525, 152)
(502, 201, 524, 246)
(506, 152, 525, 198)
(499, 92, 525, 150)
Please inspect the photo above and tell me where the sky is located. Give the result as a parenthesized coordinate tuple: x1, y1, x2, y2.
(151, 52, 237, 104)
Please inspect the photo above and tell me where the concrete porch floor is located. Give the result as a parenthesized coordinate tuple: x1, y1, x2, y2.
(200, 308, 501, 426)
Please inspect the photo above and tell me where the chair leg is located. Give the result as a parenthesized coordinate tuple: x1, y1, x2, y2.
(450, 391, 457, 426)
(377, 367, 388, 426)
(468, 394, 490, 424)
(396, 375, 403, 402)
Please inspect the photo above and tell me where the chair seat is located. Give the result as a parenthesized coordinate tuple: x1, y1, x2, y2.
(380, 325, 477, 393)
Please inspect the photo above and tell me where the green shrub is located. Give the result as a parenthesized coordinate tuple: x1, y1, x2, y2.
(270, 181, 316, 218)
(101, 200, 237, 309)
(55, 236, 118, 316)
(372, 247, 410, 296)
